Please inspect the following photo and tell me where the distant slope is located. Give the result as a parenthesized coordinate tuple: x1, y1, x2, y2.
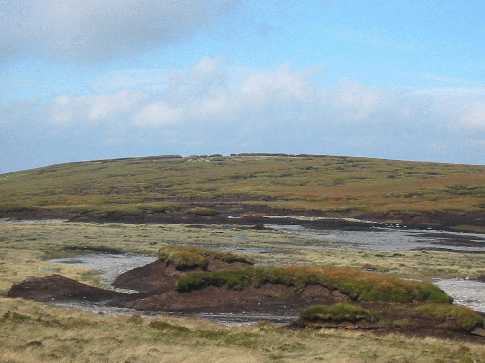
(1, 154, 485, 230)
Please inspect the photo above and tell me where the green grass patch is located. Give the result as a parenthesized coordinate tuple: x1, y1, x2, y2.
(176, 266, 451, 303)
(300, 303, 377, 323)
(149, 320, 191, 335)
(1, 311, 32, 323)
(445, 184, 485, 196)
(187, 207, 218, 216)
(415, 303, 484, 332)
(158, 245, 253, 270)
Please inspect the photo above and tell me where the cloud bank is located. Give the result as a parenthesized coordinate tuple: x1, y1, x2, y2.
(46, 58, 485, 132)
(0, 0, 238, 60)
(3, 58, 485, 172)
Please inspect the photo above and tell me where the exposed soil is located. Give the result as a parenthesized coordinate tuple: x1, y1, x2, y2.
(476, 275, 485, 283)
(294, 302, 485, 342)
(4, 202, 485, 233)
(113, 256, 252, 293)
(118, 284, 349, 314)
(8, 273, 348, 315)
(7, 275, 129, 303)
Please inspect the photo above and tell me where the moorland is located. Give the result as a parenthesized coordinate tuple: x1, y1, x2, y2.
(1, 154, 485, 231)
(2, 154, 485, 362)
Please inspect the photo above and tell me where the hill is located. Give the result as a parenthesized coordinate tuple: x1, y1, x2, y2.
(1, 154, 485, 231)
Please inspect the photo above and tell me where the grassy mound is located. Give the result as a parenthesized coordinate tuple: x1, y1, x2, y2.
(176, 266, 451, 303)
(158, 246, 254, 270)
(300, 304, 377, 323)
(415, 303, 484, 332)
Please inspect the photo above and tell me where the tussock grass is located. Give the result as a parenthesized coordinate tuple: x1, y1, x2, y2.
(158, 245, 254, 270)
(300, 303, 377, 323)
(176, 266, 451, 303)
(415, 303, 484, 332)
(1, 297, 485, 363)
(187, 207, 218, 216)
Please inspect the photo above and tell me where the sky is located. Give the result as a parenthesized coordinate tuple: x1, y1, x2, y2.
(2, 0, 485, 173)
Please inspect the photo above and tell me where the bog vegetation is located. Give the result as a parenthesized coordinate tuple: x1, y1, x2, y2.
(2, 154, 485, 230)
(415, 303, 484, 332)
(158, 245, 254, 270)
(300, 303, 377, 323)
(176, 265, 451, 303)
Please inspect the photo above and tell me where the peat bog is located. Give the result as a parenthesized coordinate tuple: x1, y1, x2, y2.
(2, 155, 485, 362)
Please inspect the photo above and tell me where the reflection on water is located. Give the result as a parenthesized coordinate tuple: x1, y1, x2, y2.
(52, 301, 296, 326)
(435, 279, 485, 313)
(269, 224, 485, 253)
(50, 254, 157, 288)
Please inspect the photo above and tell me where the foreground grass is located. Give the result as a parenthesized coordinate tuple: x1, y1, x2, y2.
(1, 154, 485, 228)
(1, 298, 485, 363)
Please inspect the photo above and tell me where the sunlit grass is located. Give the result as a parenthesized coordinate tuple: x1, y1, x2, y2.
(1, 297, 485, 363)
(176, 266, 450, 303)
(158, 245, 253, 270)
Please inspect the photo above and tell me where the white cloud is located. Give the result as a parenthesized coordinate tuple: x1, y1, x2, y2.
(460, 103, 485, 130)
(0, 1, 238, 60)
(44, 58, 485, 136)
(241, 65, 314, 104)
(50, 90, 144, 125)
(133, 102, 183, 127)
(330, 82, 383, 121)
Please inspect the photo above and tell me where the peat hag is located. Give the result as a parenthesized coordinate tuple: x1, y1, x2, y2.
(7, 246, 485, 340)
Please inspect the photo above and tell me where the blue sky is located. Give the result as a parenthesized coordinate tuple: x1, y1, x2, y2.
(2, 0, 485, 172)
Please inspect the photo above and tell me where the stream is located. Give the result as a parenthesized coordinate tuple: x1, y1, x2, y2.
(268, 224, 485, 253)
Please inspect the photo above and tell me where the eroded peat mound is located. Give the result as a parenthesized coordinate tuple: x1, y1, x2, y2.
(7, 246, 485, 340)
(8, 275, 136, 303)
(112, 246, 255, 293)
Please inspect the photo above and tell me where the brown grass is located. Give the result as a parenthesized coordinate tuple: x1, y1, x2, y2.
(1, 297, 485, 363)
(2, 155, 485, 227)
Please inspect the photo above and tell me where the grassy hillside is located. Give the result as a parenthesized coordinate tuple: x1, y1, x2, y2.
(1, 154, 485, 229)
